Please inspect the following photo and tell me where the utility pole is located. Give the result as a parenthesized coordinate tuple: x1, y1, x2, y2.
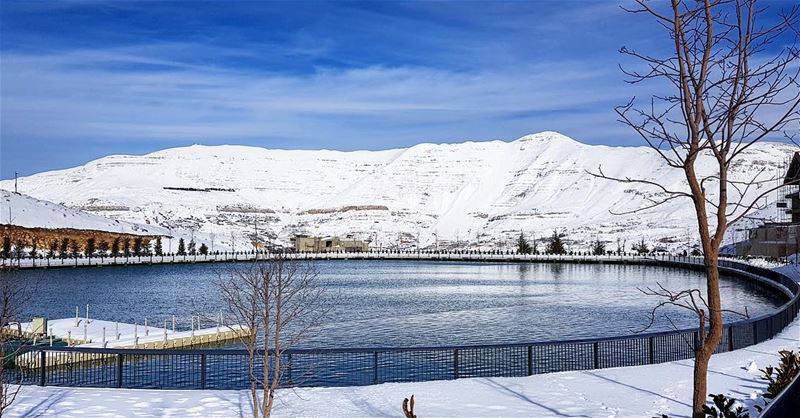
(14, 172, 18, 194)
(686, 226, 690, 254)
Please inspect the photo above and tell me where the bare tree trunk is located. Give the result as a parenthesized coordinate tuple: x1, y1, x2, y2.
(217, 253, 327, 418)
(0, 266, 32, 417)
(593, 1, 799, 415)
(692, 350, 710, 415)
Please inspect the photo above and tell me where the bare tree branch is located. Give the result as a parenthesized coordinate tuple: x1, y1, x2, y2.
(611, 1, 798, 416)
(217, 253, 329, 418)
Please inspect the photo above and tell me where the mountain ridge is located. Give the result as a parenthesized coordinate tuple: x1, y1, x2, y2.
(1, 132, 795, 252)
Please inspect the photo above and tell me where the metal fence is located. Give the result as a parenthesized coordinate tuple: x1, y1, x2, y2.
(5, 256, 799, 390)
(760, 371, 800, 418)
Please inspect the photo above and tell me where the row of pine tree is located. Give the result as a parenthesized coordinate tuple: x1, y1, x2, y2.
(0, 236, 209, 259)
(515, 231, 686, 256)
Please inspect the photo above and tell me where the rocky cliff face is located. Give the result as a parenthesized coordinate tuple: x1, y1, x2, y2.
(1, 132, 795, 252)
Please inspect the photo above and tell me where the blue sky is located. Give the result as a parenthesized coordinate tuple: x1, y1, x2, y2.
(0, 1, 793, 178)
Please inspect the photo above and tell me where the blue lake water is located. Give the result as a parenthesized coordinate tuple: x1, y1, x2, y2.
(13, 260, 784, 348)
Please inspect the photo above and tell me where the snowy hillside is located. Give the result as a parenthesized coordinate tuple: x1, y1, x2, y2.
(1, 132, 795, 252)
(1, 189, 169, 236)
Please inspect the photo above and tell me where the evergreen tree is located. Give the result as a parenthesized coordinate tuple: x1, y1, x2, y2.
(132, 237, 143, 256)
(60, 238, 70, 258)
(546, 230, 567, 254)
(69, 239, 80, 257)
(632, 238, 649, 255)
(47, 240, 58, 258)
(111, 238, 121, 257)
(154, 237, 163, 256)
(98, 241, 109, 256)
(199, 243, 209, 255)
(141, 240, 151, 256)
(591, 238, 606, 255)
(188, 239, 197, 255)
(177, 238, 186, 255)
(1, 236, 10, 258)
(28, 240, 38, 258)
(85, 237, 96, 257)
(123, 238, 131, 257)
(13, 240, 25, 259)
(516, 232, 532, 254)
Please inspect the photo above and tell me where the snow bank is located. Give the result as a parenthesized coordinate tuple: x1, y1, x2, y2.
(1, 190, 169, 236)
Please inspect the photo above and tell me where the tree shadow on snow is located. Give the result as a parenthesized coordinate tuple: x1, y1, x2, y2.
(672, 361, 759, 383)
(581, 371, 692, 414)
(477, 378, 592, 417)
(19, 389, 72, 418)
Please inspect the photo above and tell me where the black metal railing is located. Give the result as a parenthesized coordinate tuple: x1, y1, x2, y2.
(6, 256, 799, 390)
(760, 371, 800, 418)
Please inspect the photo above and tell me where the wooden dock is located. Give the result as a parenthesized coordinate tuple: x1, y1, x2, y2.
(12, 316, 251, 368)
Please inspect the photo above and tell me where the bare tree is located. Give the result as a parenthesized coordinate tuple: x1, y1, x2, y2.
(217, 254, 327, 418)
(0, 266, 32, 417)
(591, 1, 799, 416)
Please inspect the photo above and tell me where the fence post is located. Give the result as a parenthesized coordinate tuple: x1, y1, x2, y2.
(648, 336, 655, 364)
(373, 351, 379, 384)
(527, 345, 533, 376)
(768, 316, 774, 338)
(287, 353, 293, 385)
(453, 349, 460, 379)
(728, 326, 734, 351)
(200, 354, 207, 389)
(116, 353, 123, 388)
(38, 350, 46, 386)
(593, 342, 599, 369)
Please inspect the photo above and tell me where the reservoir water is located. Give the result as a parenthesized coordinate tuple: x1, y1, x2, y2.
(13, 260, 784, 348)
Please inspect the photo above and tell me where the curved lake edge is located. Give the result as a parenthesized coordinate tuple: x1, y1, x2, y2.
(9, 255, 793, 348)
(12, 257, 799, 390)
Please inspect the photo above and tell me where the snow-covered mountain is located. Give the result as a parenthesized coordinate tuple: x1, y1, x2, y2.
(1, 189, 169, 237)
(1, 132, 795, 252)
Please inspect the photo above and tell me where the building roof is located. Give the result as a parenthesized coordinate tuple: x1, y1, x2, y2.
(785, 152, 800, 185)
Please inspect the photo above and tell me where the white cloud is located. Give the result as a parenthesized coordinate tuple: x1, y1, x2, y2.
(1, 43, 631, 147)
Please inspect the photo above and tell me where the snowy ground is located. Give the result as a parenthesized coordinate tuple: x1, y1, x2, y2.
(1, 189, 169, 237)
(8, 265, 800, 418)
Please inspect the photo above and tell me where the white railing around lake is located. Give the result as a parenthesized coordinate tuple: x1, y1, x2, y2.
(0, 251, 696, 269)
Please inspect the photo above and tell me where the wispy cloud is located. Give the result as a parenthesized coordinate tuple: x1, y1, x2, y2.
(11, 0, 791, 178)
(1, 43, 631, 146)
